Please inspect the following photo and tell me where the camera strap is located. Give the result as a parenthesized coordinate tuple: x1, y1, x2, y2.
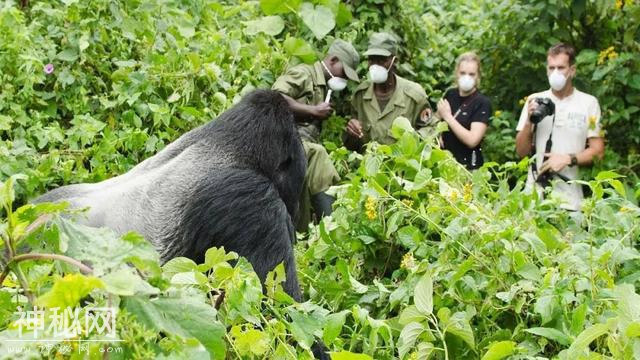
(530, 113, 557, 181)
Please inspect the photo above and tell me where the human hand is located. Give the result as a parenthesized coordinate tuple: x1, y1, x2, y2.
(312, 102, 333, 119)
(539, 153, 571, 174)
(527, 97, 539, 121)
(420, 108, 432, 122)
(346, 119, 363, 138)
(437, 99, 453, 123)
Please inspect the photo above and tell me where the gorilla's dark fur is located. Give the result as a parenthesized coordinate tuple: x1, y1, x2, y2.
(35, 89, 306, 301)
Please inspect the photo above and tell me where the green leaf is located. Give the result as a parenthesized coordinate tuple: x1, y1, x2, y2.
(57, 218, 160, 275)
(124, 296, 226, 359)
(628, 74, 640, 90)
(525, 327, 572, 346)
(100, 267, 159, 296)
(299, 3, 335, 40)
(415, 272, 433, 315)
(57, 48, 78, 62)
(260, 0, 300, 15)
(398, 322, 425, 359)
(335, 3, 353, 27)
(283, 37, 316, 63)
(565, 323, 610, 359)
(391, 116, 414, 139)
(330, 351, 373, 360)
(323, 310, 349, 344)
(595, 170, 623, 181)
(287, 308, 323, 350)
(399, 305, 426, 325)
(230, 326, 270, 356)
(481, 341, 517, 360)
(36, 274, 104, 308)
(443, 311, 475, 349)
(243, 16, 285, 36)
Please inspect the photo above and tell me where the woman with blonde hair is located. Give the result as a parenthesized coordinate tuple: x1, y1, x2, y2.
(436, 52, 492, 169)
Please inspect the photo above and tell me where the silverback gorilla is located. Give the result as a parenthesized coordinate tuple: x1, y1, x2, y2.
(35, 90, 306, 300)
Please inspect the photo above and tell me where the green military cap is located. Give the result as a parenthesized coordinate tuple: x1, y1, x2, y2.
(363, 32, 398, 57)
(328, 39, 360, 82)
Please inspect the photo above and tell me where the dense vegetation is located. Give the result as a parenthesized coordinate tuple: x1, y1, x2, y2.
(1, 0, 638, 359)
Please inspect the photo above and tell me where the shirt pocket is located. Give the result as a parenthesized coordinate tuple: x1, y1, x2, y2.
(567, 112, 587, 130)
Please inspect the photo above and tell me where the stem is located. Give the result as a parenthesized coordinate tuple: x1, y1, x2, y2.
(14, 265, 34, 303)
(12, 253, 93, 274)
(0, 253, 93, 288)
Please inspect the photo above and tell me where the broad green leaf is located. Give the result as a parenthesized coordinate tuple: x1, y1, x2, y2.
(330, 351, 373, 360)
(349, 275, 368, 294)
(286, 308, 323, 350)
(36, 274, 104, 308)
(398, 322, 424, 359)
(243, 16, 285, 36)
(417, 342, 435, 359)
(101, 267, 159, 296)
(335, 3, 352, 27)
(124, 296, 225, 359)
(163, 257, 198, 277)
(443, 311, 475, 349)
(299, 3, 335, 40)
(415, 272, 433, 315)
(391, 117, 414, 139)
(283, 37, 316, 63)
(595, 170, 623, 181)
(57, 48, 78, 62)
(481, 341, 517, 360)
(260, 0, 300, 14)
(230, 326, 269, 356)
(323, 310, 349, 344)
(399, 305, 426, 325)
(525, 327, 572, 346)
(565, 323, 610, 359)
(57, 218, 159, 275)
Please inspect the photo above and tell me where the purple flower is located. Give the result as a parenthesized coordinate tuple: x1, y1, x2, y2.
(44, 63, 54, 74)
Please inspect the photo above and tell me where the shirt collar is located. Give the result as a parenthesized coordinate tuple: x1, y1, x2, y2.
(313, 62, 327, 86)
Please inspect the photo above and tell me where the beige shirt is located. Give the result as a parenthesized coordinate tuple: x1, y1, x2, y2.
(516, 88, 602, 210)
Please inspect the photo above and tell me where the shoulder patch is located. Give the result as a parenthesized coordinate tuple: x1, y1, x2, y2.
(402, 80, 427, 103)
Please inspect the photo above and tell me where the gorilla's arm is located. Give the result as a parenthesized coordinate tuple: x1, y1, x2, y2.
(171, 168, 302, 301)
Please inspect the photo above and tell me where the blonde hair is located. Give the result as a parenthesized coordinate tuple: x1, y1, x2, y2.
(455, 52, 482, 81)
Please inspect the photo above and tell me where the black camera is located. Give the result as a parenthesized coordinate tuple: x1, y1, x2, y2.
(530, 97, 555, 124)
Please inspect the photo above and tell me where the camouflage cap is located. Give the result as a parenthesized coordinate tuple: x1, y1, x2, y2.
(363, 32, 398, 57)
(328, 39, 360, 82)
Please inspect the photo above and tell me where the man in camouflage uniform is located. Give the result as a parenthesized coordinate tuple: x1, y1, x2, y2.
(346, 32, 430, 150)
(272, 39, 360, 231)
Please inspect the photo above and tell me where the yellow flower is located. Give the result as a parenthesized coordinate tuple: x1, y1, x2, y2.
(401, 199, 414, 208)
(494, 110, 502, 117)
(598, 46, 616, 65)
(616, 0, 623, 9)
(400, 252, 416, 270)
(365, 196, 377, 220)
(449, 189, 459, 202)
(463, 183, 473, 202)
(588, 115, 597, 129)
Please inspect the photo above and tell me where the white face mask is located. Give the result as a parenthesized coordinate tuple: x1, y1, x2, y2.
(321, 60, 348, 91)
(548, 70, 567, 91)
(458, 74, 476, 92)
(368, 56, 395, 84)
(327, 77, 347, 91)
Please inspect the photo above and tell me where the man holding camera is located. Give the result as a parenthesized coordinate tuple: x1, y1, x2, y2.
(515, 43, 605, 211)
